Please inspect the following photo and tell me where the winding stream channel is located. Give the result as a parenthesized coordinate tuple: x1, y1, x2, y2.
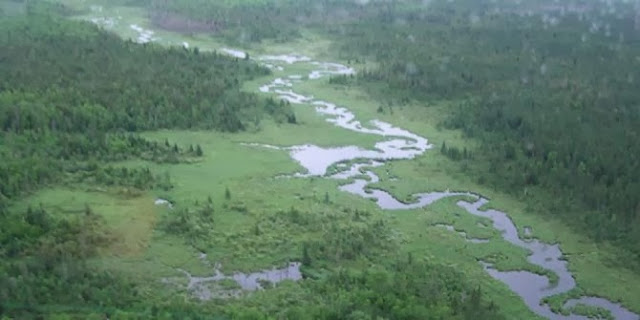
(81, 10, 637, 318)
(247, 54, 639, 320)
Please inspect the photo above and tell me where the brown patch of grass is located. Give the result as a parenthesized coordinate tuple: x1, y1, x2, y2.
(105, 196, 157, 257)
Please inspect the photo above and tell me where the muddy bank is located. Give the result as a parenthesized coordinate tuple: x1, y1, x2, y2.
(149, 11, 221, 33)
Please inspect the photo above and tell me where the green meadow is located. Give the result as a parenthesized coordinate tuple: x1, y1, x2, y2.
(292, 76, 640, 313)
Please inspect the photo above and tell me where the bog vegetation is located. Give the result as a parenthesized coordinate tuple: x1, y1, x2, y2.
(0, 2, 502, 319)
(1, 0, 639, 318)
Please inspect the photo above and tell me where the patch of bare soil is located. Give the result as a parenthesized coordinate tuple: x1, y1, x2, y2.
(150, 11, 222, 33)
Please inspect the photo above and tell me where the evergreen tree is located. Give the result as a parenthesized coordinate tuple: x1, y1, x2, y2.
(302, 243, 312, 266)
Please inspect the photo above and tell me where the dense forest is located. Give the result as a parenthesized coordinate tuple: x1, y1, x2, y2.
(0, 6, 288, 318)
(0, 4, 505, 319)
(329, 0, 640, 269)
(0, 7, 297, 205)
(6, 0, 639, 317)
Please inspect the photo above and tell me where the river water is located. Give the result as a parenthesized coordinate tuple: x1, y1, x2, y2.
(248, 53, 639, 320)
(81, 13, 637, 318)
(164, 262, 302, 301)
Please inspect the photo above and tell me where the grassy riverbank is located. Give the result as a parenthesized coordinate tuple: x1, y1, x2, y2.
(58, 0, 640, 310)
(295, 74, 640, 313)
(13, 129, 543, 319)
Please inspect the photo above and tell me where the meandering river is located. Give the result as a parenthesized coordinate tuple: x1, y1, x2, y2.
(82, 11, 637, 318)
(248, 53, 639, 320)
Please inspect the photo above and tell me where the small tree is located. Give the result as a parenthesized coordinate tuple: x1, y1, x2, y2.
(201, 205, 214, 222)
(196, 145, 203, 157)
(287, 113, 297, 124)
(302, 243, 312, 266)
(160, 171, 172, 191)
(225, 187, 231, 200)
(26, 205, 49, 228)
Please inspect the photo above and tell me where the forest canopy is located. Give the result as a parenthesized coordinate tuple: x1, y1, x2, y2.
(329, 0, 640, 269)
(0, 10, 297, 317)
(2, 0, 638, 318)
(0, 10, 297, 204)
